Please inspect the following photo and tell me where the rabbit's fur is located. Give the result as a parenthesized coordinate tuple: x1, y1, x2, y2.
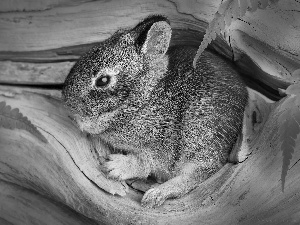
(62, 15, 248, 208)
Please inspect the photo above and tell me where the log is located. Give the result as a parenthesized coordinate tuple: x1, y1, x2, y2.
(1, 0, 300, 224)
(0, 85, 299, 225)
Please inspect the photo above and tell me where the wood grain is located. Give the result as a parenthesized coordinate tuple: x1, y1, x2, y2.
(0, 0, 208, 52)
(1, 87, 299, 224)
(0, 180, 99, 225)
(0, 61, 73, 84)
(1, 0, 300, 224)
(0, 0, 299, 91)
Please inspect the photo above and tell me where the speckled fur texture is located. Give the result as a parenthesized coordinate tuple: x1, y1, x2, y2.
(62, 15, 248, 208)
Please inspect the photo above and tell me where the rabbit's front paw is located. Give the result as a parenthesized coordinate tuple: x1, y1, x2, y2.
(141, 175, 195, 208)
(103, 154, 136, 180)
(141, 186, 168, 208)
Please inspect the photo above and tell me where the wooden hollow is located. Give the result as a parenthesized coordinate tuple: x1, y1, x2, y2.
(1, 0, 300, 224)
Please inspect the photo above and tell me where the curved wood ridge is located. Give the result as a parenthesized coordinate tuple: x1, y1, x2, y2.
(0, 87, 299, 224)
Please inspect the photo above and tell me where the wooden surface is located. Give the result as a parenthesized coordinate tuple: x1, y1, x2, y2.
(0, 86, 299, 225)
(0, 0, 299, 86)
(0, 0, 300, 224)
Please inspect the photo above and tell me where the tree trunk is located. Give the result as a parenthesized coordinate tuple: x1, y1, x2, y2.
(0, 0, 299, 224)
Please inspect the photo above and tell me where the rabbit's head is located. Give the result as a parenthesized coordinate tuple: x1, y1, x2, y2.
(62, 15, 172, 134)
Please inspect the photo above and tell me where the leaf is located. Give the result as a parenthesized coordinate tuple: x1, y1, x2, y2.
(279, 96, 300, 191)
(193, 0, 250, 67)
(193, 11, 226, 68)
(193, 0, 277, 68)
(0, 101, 48, 143)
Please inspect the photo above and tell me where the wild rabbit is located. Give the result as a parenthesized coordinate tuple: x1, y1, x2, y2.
(62, 15, 248, 208)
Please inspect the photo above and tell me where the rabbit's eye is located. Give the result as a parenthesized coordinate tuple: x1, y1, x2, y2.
(92, 68, 118, 89)
(95, 75, 111, 87)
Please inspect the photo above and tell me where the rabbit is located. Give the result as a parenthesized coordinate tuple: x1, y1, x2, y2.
(62, 15, 248, 208)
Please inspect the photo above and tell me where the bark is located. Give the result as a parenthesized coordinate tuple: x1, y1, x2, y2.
(0, 0, 299, 224)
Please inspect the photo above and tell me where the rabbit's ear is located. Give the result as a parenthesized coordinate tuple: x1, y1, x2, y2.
(133, 15, 172, 58)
